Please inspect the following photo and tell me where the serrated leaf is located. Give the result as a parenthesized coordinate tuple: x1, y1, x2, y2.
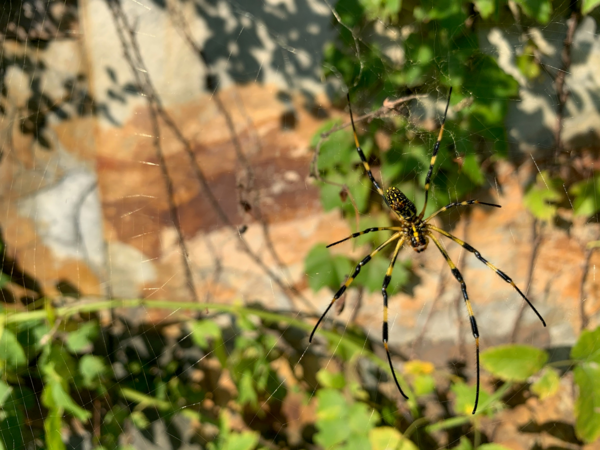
(0, 329, 26, 367)
(190, 320, 221, 349)
(473, 0, 495, 18)
(305, 245, 352, 292)
(583, 0, 600, 14)
(481, 344, 547, 381)
(316, 369, 346, 389)
(573, 362, 600, 443)
(531, 367, 560, 400)
(571, 327, 600, 363)
(66, 321, 98, 353)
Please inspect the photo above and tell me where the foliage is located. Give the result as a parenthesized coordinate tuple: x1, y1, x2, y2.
(0, 300, 598, 447)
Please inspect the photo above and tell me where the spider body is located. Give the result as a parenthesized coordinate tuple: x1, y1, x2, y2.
(386, 187, 416, 219)
(309, 88, 547, 415)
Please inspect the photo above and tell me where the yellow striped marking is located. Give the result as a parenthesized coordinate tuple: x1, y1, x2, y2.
(437, 124, 445, 141)
(383, 305, 388, 322)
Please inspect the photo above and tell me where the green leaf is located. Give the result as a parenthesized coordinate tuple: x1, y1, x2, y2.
(478, 445, 513, 450)
(570, 178, 600, 217)
(130, 411, 150, 430)
(451, 381, 492, 416)
(523, 172, 562, 221)
(42, 366, 91, 421)
(473, 0, 495, 18)
(582, 0, 600, 14)
(512, 0, 552, 23)
(0, 273, 11, 289)
(223, 432, 260, 450)
(79, 355, 108, 388)
(531, 367, 560, 400)
(461, 153, 485, 185)
(238, 371, 258, 407)
(573, 362, 600, 443)
(66, 321, 98, 353)
(452, 436, 473, 450)
(571, 326, 600, 363)
(516, 44, 541, 80)
(190, 320, 222, 349)
(44, 408, 66, 450)
(0, 329, 26, 367)
(481, 344, 548, 381)
(305, 245, 352, 292)
(0, 381, 12, 408)
(412, 374, 436, 396)
(315, 389, 352, 447)
(317, 369, 346, 389)
(370, 426, 418, 450)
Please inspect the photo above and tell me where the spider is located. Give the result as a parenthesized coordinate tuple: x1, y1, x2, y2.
(309, 88, 546, 414)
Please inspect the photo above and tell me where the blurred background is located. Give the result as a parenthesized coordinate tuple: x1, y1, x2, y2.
(1, 0, 600, 448)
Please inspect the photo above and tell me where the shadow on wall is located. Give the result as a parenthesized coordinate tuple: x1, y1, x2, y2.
(154, 0, 334, 102)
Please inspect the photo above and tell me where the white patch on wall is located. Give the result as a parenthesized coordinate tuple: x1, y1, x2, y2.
(18, 168, 105, 272)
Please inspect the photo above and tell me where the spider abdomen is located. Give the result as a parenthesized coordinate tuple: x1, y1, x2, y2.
(386, 187, 416, 219)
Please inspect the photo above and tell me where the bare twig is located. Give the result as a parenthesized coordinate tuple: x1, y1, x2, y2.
(510, 218, 542, 343)
(310, 94, 424, 232)
(579, 242, 600, 332)
(107, 2, 198, 303)
(554, 10, 579, 163)
(121, 0, 314, 311)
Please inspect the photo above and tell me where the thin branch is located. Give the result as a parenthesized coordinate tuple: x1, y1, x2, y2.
(579, 242, 599, 332)
(510, 218, 542, 343)
(554, 10, 579, 163)
(107, 1, 198, 303)
(310, 94, 424, 232)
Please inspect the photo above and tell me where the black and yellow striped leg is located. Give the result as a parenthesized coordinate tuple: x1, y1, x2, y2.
(382, 237, 409, 399)
(418, 88, 453, 219)
(347, 93, 390, 207)
(424, 200, 501, 223)
(429, 225, 546, 327)
(327, 227, 402, 248)
(310, 232, 402, 342)
(430, 234, 480, 414)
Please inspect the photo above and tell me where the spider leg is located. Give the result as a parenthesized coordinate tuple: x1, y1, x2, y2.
(327, 227, 403, 248)
(309, 232, 402, 342)
(382, 237, 409, 399)
(424, 200, 501, 223)
(418, 88, 453, 219)
(428, 225, 546, 327)
(430, 233, 480, 414)
(347, 93, 390, 207)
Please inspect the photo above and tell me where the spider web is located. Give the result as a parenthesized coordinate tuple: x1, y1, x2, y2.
(0, 0, 599, 449)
